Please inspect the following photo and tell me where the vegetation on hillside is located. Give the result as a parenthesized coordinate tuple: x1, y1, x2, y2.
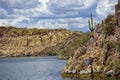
(0, 26, 90, 59)
(62, 14, 120, 76)
(0, 26, 69, 37)
(57, 32, 90, 59)
(0, 26, 74, 57)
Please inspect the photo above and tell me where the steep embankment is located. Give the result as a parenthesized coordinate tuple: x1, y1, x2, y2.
(62, 15, 120, 76)
(0, 26, 89, 58)
(57, 32, 90, 59)
(0, 27, 72, 57)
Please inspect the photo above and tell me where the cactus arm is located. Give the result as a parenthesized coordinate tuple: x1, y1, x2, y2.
(91, 14, 94, 31)
(117, 35, 120, 59)
(94, 22, 96, 31)
(88, 19, 91, 31)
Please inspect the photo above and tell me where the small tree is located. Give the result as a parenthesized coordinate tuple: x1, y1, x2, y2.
(88, 13, 96, 37)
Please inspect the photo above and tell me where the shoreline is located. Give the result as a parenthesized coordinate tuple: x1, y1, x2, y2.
(61, 73, 120, 77)
(0, 55, 58, 59)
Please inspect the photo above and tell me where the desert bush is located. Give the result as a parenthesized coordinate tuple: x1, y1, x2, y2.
(74, 33, 90, 46)
(102, 15, 115, 36)
(113, 59, 120, 73)
(75, 64, 83, 73)
(68, 65, 74, 71)
(104, 24, 115, 35)
(105, 15, 115, 24)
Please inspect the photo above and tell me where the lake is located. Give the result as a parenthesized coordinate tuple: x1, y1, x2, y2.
(0, 56, 119, 80)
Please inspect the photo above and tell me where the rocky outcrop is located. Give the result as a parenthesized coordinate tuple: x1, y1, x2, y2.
(62, 15, 120, 76)
(0, 27, 73, 58)
(0, 27, 89, 59)
(0, 27, 90, 58)
(57, 32, 90, 59)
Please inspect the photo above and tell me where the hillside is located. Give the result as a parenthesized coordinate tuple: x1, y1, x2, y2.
(57, 32, 90, 59)
(0, 26, 89, 58)
(62, 15, 120, 76)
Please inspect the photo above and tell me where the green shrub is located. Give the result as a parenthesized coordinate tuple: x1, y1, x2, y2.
(104, 24, 115, 35)
(74, 33, 90, 46)
(102, 15, 115, 36)
(68, 65, 74, 71)
(75, 64, 83, 73)
(113, 59, 120, 73)
(105, 15, 115, 24)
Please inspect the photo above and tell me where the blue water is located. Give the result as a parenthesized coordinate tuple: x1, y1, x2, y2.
(0, 56, 66, 80)
(0, 56, 119, 80)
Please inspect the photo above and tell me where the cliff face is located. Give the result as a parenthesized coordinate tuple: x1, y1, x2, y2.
(63, 15, 120, 75)
(0, 27, 73, 57)
(0, 27, 89, 58)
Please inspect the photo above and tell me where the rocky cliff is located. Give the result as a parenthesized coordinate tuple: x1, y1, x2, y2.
(0, 26, 89, 58)
(62, 15, 120, 76)
(0, 27, 72, 57)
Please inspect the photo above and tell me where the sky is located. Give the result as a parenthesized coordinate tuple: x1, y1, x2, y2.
(0, 0, 118, 32)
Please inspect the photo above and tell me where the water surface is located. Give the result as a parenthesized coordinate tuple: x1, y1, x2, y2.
(0, 56, 66, 80)
(0, 56, 119, 80)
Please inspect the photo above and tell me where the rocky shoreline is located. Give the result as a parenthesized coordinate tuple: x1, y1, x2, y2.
(62, 13, 120, 77)
(61, 73, 120, 77)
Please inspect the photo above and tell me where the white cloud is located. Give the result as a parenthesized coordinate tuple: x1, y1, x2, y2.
(81, 0, 97, 9)
(95, 0, 118, 22)
(96, 0, 118, 15)
(96, 0, 110, 15)
(0, 17, 89, 31)
(0, 0, 118, 31)
(0, 17, 30, 27)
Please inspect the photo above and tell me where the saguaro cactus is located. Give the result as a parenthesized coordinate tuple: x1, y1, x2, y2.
(102, 41, 108, 65)
(88, 13, 96, 37)
(101, 31, 108, 65)
(117, 35, 120, 59)
(88, 14, 96, 32)
(101, 20, 108, 65)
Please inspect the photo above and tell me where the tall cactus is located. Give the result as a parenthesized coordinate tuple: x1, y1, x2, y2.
(101, 20, 108, 65)
(117, 35, 120, 59)
(88, 13, 96, 32)
(101, 29, 107, 45)
(88, 13, 96, 38)
(101, 30, 108, 65)
(102, 41, 108, 65)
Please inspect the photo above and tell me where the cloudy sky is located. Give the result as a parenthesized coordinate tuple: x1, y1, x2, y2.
(0, 0, 118, 31)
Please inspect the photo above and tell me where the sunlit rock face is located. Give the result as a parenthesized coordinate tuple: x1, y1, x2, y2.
(63, 14, 120, 75)
(0, 27, 73, 57)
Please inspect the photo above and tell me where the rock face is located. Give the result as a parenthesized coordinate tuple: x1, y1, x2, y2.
(57, 32, 90, 59)
(0, 27, 73, 57)
(0, 27, 89, 58)
(63, 15, 120, 75)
